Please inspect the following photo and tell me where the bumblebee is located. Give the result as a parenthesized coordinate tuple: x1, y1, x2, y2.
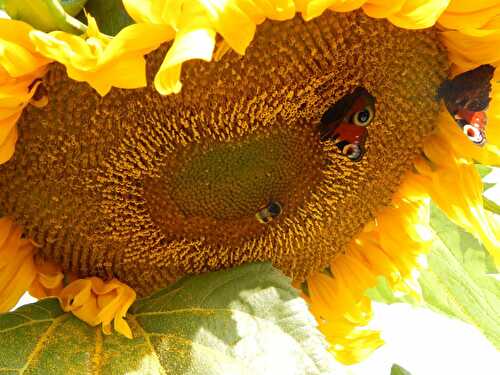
(256, 201, 283, 224)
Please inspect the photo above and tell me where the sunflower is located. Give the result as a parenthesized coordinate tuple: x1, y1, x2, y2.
(0, 0, 499, 368)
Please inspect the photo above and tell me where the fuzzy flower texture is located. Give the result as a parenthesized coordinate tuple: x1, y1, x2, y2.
(0, 0, 500, 365)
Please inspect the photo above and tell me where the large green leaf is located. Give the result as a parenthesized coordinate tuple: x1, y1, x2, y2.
(0, 262, 335, 374)
(367, 205, 500, 350)
(418, 206, 500, 349)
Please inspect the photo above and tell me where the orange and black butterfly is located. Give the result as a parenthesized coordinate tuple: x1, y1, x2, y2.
(437, 64, 495, 146)
(318, 87, 375, 161)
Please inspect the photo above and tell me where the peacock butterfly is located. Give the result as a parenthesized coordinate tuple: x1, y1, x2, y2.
(437, 64, 495, 146)
(318, 87, 375, 161)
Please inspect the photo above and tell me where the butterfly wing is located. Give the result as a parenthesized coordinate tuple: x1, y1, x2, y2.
(438, 64, 495, 145)
(319, 87, 374, 160)
(455, 108, 487, 146)
(334, 122, 368, 161)
(318, 90, 358, 141)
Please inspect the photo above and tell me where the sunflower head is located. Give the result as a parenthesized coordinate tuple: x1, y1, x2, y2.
(1, 0, 499, 366)
(0, 10, 449, 295)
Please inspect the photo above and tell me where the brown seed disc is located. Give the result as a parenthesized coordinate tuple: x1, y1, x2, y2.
(0, 10, 448, 295)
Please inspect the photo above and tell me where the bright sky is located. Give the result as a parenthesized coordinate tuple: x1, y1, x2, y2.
(346, 302, 500, 375)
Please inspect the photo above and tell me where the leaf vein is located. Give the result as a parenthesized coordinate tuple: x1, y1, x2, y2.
(8, 312, 33, 321)
(92, 327, 103, 375)
(429, 260, 492, 338)
(146, 333, 254, 373)
(0, 319, 55, 334)
(19, 315, 69, 374)
(134, 307, 232, 317)
(29, 304, 53, 315)
(127, 315, 166, 375)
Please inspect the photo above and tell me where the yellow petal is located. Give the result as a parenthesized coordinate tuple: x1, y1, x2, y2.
(363, 0, 406, 18)
(66, 55, 147, 95)
(0, 251, 36, 312)
(0, 218, 36, 312)
(29, 15, 171, 96)
(330, 329, 384, 365)
(104, 23, 174, 63)
(302, 0, 367, 21)
(199, 0, 256, 54)
(155, 23, 216, 95)
(31, 258, 65, 296)
(439, 1, 500, 29)
(72, 298, 101, 326)
(386, 0, 450, 29)
(0, 19, 40, 54)
(441, 28, 500, 68)
(0, 216, 13, 248)
(0, 39, 47, 77)
(55, 276, 136, 338)
(417, 132, 500, 266)
(239, 0, 295, 21)
(59, 279, 93, 310)
(0, 111, 21, 147)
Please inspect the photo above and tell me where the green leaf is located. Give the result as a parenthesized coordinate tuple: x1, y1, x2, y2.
(483, 182, 496, 191)
(418, 206, 500, 349)
(4, 0, 86, 33)
(475, 164, 493, 179)
(59, 0, 87, 17)
(365, 276, 417, 305)
(484, 196, 500, 215)
(366, 204, 500, 351)
(0, 262, 335, 374)
(84, 0, 133, 36)
(390, 364, 412, 375)
(476, 164, 500, 213)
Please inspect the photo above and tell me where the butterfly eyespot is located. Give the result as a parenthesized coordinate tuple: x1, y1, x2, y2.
(438, 65, 495, 148)
(463, 124, 485, 145)
(352, 105, 374, 127)
(256, 201, 283, 224)
(342, 144, 363, 161)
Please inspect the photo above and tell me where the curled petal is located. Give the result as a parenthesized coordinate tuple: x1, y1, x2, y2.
(58, 276, 136, 338)
(155, 20, 216, 95)
(28, 257, 64, 298)
(29, 15, 171, 95)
